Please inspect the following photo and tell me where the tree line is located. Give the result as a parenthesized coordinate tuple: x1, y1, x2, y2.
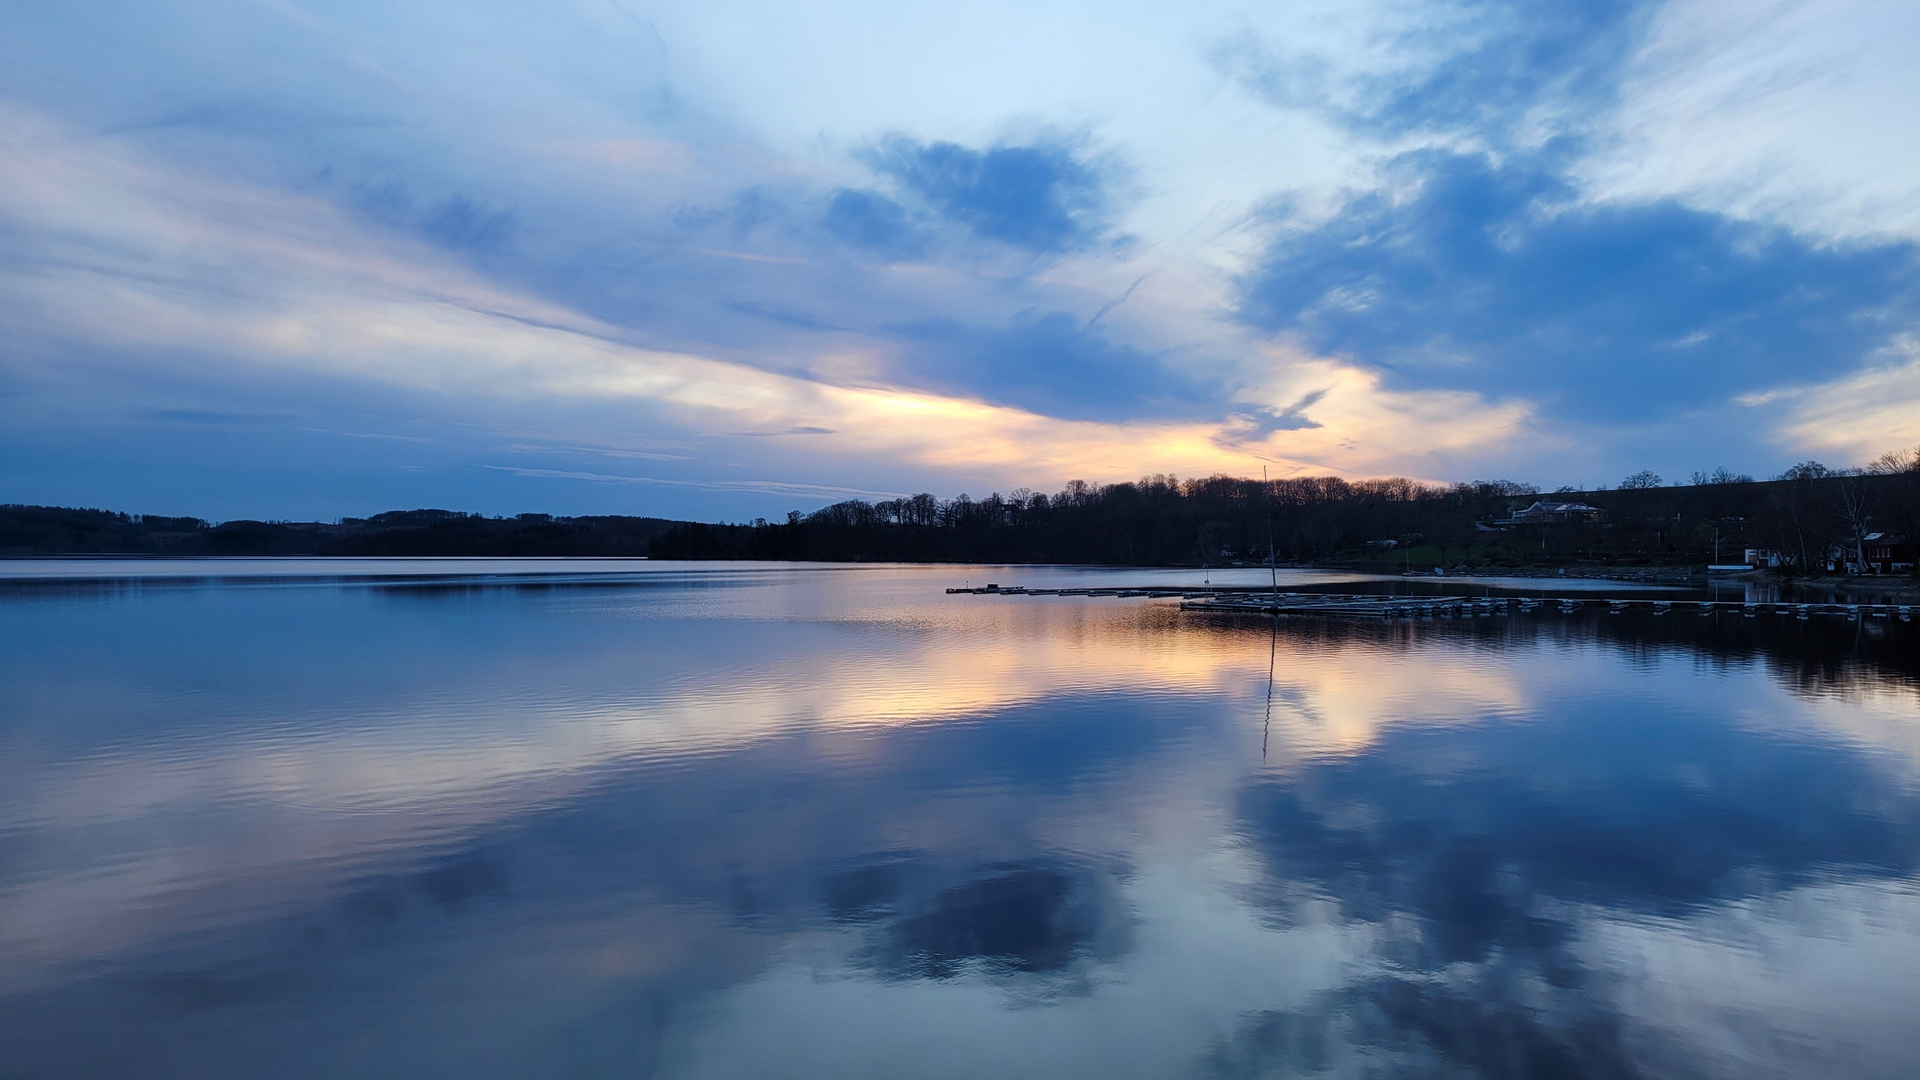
(6, 447, 1916, 573)
(0, 507, 683, 557)
(649, 450, 1920, 574)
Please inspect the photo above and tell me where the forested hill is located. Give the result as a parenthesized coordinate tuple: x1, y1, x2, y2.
(649, 467, 1920, 572)
(0, 507, 684, 557)
(7, 458, 1917, 570)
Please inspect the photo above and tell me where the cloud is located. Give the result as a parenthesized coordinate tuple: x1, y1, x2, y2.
(482, 466, 903, 500)
(346, 183, 520, 254)
(418, 196, 519, 253)
(1221, 390, 1329, 444)
(864, 136, 1111, 253)
(1239, 148, 1920, 422)
(1355, 0, 1653, 140)
(1214, 0, 1656, 144)
(722, 425, 837, 437)
(886, 310, 1211, 423)
(821, 189, 925, 257)
(1591, 0, 1920, 242)
(140, 408, 302, 426)
(1766, 336, 1920, 462)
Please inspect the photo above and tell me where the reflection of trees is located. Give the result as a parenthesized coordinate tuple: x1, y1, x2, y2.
(1578, 610, 1920, 702)
(1237, 608, 1920, 703)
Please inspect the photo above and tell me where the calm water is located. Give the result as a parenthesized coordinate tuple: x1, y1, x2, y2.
(2, 561, 1918, 1079)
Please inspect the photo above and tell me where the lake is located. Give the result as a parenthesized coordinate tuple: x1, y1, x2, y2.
(2, 560, 1917, 1079)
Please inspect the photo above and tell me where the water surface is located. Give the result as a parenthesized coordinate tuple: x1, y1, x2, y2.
(2, 561, 1917, 1078)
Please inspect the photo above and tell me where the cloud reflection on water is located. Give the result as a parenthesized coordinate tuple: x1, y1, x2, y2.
(0, 565, 1917, 1078)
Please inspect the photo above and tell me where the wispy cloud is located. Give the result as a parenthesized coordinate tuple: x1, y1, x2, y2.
(482, 467, 907, 501)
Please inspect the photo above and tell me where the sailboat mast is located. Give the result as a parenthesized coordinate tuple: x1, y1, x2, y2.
(1264, 466, 1278, 600)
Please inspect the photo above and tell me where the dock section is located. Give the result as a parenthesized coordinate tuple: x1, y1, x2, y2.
(945, 585, 1916, 622)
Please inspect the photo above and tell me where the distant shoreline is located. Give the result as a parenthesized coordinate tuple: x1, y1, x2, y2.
(6, 550, 1914, 599)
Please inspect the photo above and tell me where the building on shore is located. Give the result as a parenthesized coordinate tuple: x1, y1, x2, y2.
(1862, 534, 1916, 575)
(1493, 501, 1607, 527)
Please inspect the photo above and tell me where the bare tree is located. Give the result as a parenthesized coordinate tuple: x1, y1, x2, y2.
(1866, 445, 1920, 475)
(1831, 476, 1876, 573)
(1779, 461, 1832, 481)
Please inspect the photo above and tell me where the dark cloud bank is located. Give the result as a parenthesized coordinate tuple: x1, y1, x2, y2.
(1239, 148, 1920, 422)
(1219, 0, 1920, 426)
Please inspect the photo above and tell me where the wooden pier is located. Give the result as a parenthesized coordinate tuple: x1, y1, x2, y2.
(945, 584, 1916, 622)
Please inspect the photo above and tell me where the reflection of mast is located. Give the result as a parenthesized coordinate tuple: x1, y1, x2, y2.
(1263, 612, 1276, 763)
(1263, 466, 1277, 763)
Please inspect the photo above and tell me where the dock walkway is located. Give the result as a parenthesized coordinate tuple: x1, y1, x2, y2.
(945, 585, 1916, 622)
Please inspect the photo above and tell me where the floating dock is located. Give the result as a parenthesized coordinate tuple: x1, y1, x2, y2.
(945, 585, 1915, 622)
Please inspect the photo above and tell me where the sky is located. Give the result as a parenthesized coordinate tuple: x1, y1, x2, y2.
(2, 0, 1918, 522)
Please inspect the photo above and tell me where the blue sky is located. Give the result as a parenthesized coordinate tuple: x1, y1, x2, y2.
(3, 0, 1918, 521)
